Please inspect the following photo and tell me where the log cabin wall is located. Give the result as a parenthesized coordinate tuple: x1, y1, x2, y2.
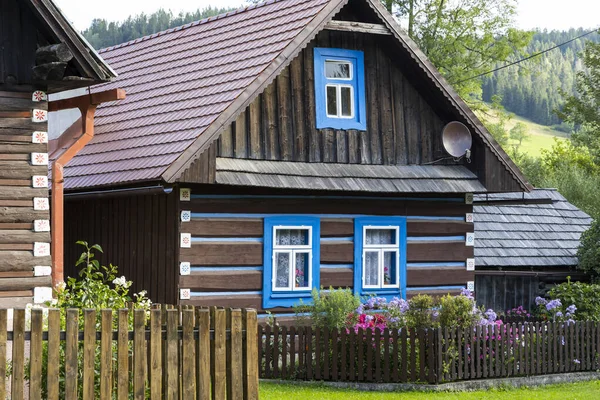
(178, 186, 475, 314)
(217, 30, 450, 166)
(63, 190, 180, 305)
(0, 89, 51, 307)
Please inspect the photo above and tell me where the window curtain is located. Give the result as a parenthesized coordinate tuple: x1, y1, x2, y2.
(275, 229, 308, 288)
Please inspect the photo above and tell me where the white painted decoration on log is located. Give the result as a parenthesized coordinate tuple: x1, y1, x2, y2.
(32, 175, 48, 188)
(465, 213, 473, 223)
(34, 242, 51, 257)
(33, 197, 50, 211)
(180, 188, 191, 201)
(180, 262, 191, 275)
(32, 109, 48, 122)
(180, 233, 191, 248)
(181, 210, 191, 222)
(31, 152, 49, 166)
(34, 287, 53, 303)
(466, 258, 475, 271)
(34, 220, 50, 232)
(467, 281, 475, 291)
(180, 288, 191, 300)
(34, 266, 52, 276)
(465, 193, 473, 204)
(32, 91, 48, 102)
(32, 131, 48, 143)
(466, 232, 475, 246)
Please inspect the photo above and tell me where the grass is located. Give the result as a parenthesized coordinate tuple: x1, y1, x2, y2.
(478, 110, 568, 157)
(260, 380, 600, 399)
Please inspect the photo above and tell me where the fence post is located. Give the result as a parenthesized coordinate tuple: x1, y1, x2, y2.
(165, 309, 179, 400)
(243, 309, 259, 400)
(436, 327, 443, 384)
(83, 309, 96, 400)
(182, 309, 196, 399)
(150, 309, 162, 399)
(212, 308, 227, 399)
(133, 309, 146, 400)
(29, 309, 43, 400)
(197, 308, 211, 400)
(117, 309, 129, 400)
(427, 329, 435, 383)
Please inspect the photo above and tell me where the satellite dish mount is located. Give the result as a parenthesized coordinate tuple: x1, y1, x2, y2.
(442, 121, 472, 162)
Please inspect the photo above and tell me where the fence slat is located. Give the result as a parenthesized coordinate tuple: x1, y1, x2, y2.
(297, 326, 304, 380)
(306, 326, 313, 380)
(463, 326, 470, 380)
(332, 328, 339, 381)
(374, 328, 381, 382)
(383, 329, 390, 382)
(213, 308, 227, 399)
(432, 328, 438, 384)
(281, 325, 288, 380)
(427, 329, 435, 384)
(409, 328, 416, 382)
(11, 309, 25, 400)
(494, 324, 500, 378)
(559, 322, 565, 373)
(272, 324, 280, 379)
(391, 329, 399, 383)
(517, 323, 524, 376)
(166, 309, 179, 400)
(100, 310, 114, 399)
(419, 329, 426, 382)
(133, 309, 146, 400)
(323, 328, 330, 380)
(366, 328, 373, 382)
(83, 309, 96, 400)
(117, 309, 129, 400)
(181, 309, 196, 400)
(264, 325, 272, 378)
(0, 310, 6, 400)
(29, 309, 43, 400)
(227, 309, 243, 400)
(541, 322, 547, 375)
(357, 328, 364, 382)
(149, 309, 162, 399)
(290, 326, 297, 380)
(482, 325, 488, 378)
(340, 328, 347, 382)
(244, 309, 259, 400)
(197, 309, 211, 400)
(65, 309, 79, 400)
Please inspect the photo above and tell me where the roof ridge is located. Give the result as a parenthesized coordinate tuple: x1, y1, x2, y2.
(98, 0, 287, 54)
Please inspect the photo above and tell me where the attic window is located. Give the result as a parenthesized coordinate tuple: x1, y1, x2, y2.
(314, 48, 366, 130)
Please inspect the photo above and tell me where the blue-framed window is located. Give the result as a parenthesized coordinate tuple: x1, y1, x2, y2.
(263, 216, 320, 309)
(314, 48, 366, 130)
(353, 217, 407, 299)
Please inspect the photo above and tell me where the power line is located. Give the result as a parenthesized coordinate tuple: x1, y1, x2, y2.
(452, 27, 600, 85)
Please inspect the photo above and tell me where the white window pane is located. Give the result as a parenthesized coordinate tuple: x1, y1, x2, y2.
(383, 251, 398, 286)
(294, 252, 310, 288)
(326, 86, 337, 116)
(365, 228, 396, 245)
(276, 229, 309, 246)
(274, 252, 291, 288)
(325, 61, 351, 79)
(364, 251, 379, 286)
(341, 87, 352, 117)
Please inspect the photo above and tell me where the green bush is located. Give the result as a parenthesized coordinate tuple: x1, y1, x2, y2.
(405, 294, 437, 330)
(578, 220, 600, 279)
(437, 294, 480, 329)
(547, 278, 600, 322)
(294, 287, 360, 330)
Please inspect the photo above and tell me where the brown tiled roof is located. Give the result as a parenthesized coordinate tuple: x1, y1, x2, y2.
(63, 0, 333, 189)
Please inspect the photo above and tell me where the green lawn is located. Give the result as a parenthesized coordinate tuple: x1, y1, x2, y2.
(260, 380, 600, 399)
(478, 110, 568, 157)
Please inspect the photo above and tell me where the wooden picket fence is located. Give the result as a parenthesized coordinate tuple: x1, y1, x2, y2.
(1, 306, 259, 400)
(259, 321, 600, 384)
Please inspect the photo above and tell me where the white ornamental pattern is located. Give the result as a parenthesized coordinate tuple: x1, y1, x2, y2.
(32, 91, 48, 102)
(467, 281, 475, 292)
(466, 232, 475, 246)
(466, 258, 475, 271)
(32, 131, 48, 143)
(180, 233, 191, 248)
(180, 188, 191, 201)
(33, 197, 50, 211)
(34, 242, 51, 257)
(32, 175, 48, 188)
(34, 220, 50, 232)
(31, 153, 49, 166)
(34, 266, 52, 276)
(180, 262, 191, 275)
(180, 289, 191, 300)
(181, 210, 191, 222)
(32, 109, 48, 123)
(465, 213, 474, 223)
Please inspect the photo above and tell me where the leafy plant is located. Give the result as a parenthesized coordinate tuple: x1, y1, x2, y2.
(405, 294, 437, 330)
(577, 221, 600, 279)
(437, 294, 480, 329)
(545, 278, 600, 322)
(294, 287, 360, 330)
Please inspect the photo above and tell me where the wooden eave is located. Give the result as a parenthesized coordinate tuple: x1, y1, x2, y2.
(161, 0, 530, 192)
(26, 0, 117, 88)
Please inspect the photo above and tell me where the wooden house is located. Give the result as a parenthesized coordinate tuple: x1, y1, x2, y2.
(56, 0, 532, 314)
(0, 0, 115, 307)
(474, 189, 592, 312)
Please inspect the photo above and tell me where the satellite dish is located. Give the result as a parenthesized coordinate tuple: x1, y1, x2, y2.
(442, 121, 472, 157)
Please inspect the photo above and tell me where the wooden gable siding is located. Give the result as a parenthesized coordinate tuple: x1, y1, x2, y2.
(216, 30, 449, 167)
(0, 89, 51, 307)
(63, 191, 180, 305)
(0, 0, 40, 89)
(178, 187, 474, 312)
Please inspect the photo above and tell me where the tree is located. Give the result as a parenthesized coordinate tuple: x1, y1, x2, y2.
(389, 0, 532, 101)
(558, 41, 600, 162)
(577, 220, 600, 280)
(509, 121, 529, 151)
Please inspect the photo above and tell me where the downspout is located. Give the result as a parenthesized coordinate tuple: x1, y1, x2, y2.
(49, 89, 126, 288)
(51, 105, 96, 288)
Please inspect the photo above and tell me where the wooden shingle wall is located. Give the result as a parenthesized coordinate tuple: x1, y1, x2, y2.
(178, 187, 475, 313)
(0, 89, 52, 307)
(217, 30, 449, 167)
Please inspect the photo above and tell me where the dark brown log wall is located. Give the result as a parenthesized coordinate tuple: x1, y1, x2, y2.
(0, 89, 51, 306)
(216, 30, 449, 166)
(63, 191, 180, 305)
(179, 188, 474, 312)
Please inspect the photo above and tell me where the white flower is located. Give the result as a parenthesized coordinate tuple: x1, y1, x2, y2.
(55, 281, 66, 291)
(112, 276, 128, 287)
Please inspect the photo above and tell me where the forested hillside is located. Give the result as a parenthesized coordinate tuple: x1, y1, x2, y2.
(482, 29, 600, 127)
(82, 7, 235, 50)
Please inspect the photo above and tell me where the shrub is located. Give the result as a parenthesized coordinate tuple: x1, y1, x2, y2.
(405, 294, 437, 330)
(545, 278, 600, 322)
(294, 287, 360, 330)
(437, 294, 480, 329)
(577, 221, 600, 279)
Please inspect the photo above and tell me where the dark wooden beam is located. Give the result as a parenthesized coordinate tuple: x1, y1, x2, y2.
(35, 43, 73, 64)
(325, 20, 390, 35)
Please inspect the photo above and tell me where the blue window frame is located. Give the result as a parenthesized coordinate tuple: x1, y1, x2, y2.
(263, 216, 320, 309)
(353, 217, 407, 300)
(314, 48, 366, 130)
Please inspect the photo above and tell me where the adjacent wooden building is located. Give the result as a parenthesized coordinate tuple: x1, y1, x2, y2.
(58, 0, 532, 314)
(0, 0, 114, 307)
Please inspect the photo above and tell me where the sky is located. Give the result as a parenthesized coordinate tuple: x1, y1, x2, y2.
(54, 0, 599, 32)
